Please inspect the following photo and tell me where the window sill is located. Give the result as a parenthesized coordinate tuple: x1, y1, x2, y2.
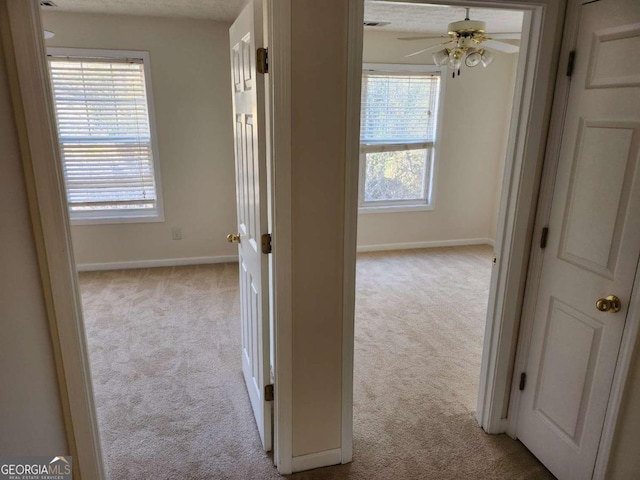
(70, 212, 165, 226)
(358, 204, 434, 215)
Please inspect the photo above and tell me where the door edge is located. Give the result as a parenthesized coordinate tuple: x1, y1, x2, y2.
(266, 0, 294, 474)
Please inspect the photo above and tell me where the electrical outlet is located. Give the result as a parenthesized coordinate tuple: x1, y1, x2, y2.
(172, 227, 182, 240)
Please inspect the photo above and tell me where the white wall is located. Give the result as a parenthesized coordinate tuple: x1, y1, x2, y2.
(41, 12, 237, 268)
(0, 27, 69, 456)
(358, 31, 518, 249)
(290, 0, 348, 457)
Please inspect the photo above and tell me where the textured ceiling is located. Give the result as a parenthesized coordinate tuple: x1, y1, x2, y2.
(364, 2, 524, 34)
(42, 0, 245, 22)
(41, 0, 524, 32)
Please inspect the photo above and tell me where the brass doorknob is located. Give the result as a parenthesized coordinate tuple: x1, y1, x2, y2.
(227, 233, 241, 243)
(596, 295, 621, 313)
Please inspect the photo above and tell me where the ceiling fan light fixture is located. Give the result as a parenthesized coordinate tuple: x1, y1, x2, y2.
(447, 48, 464, 70)
(480, 48, 495, 67)
(432, 49, 449, 66)
(465, 49, 482, 67)
(447, 55, 462, 71)
(402, 8, 517, 77)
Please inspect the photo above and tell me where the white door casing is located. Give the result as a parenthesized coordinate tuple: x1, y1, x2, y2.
(229, 0, 272, 451)
(516, 1, 640, 478)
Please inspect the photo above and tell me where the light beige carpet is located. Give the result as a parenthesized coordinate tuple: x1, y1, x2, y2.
(79, 245, 553, 479)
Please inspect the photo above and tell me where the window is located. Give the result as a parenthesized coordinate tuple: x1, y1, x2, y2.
(359, 65, 442, 212)
(48, 48, 163, 223)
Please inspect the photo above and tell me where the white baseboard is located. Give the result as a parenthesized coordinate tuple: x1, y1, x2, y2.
(291, 448, 342, 473)
(357, 237, 495, 253)
(76, 255, 238, 272)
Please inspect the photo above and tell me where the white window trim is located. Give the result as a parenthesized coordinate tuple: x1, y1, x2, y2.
(47, 47, 165, 226)
(358, 63, 446, 214)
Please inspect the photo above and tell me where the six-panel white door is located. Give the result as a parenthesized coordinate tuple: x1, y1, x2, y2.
(229, 0, 272, 451)
(516, 1, 640, 478)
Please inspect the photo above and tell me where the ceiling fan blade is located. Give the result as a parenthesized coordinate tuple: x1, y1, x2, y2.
(482, 40, 520, 54)
(485, 32, 522, 40)
(397, 35, 449, 41)
(405, 41, 453, 58)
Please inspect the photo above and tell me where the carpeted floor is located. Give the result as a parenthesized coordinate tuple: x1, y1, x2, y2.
(79, 245, 553, 479)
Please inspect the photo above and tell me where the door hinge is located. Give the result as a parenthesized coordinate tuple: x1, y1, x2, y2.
(567, 50, 576, 77)
(265, 384, 274, 401)
(540, 227, 549, 249)
(257, 47, 268, 74)
(261, 233, 272, 254)
(519, 372, 527, 391)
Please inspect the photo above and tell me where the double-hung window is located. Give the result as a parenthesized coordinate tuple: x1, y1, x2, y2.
(359, 65, 442, 212)
(48, 48, 163, 223)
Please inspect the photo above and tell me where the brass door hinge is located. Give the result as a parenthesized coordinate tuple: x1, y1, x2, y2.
(265, 384, 274, 401)
(257, 47, 268, 74)
(261, 233, 272, 254)
(567, 50, 575, 77)
(540, 227, 549, 249)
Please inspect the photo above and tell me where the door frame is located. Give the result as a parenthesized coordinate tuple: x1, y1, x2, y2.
(341, 0, 568, 456)
(264, 0, 293, 473)
(508, 1, 640, 477)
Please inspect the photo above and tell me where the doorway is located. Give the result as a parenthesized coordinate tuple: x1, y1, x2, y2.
(349, 2, 551, 476)
(40, 6, 274, 479)
(342, 2, 568, 453)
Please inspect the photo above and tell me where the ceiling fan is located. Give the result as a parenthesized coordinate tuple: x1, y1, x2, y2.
(399, 8, 520, 78)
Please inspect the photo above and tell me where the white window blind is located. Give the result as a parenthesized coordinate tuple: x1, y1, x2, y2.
(359, 69, 442, 209)
(48, 54, 160, 219)
(360, 73, 440, 145)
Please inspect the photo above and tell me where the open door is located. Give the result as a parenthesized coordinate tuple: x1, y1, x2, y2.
(516, 0, 640, 478)
(228, 0, 272, 451)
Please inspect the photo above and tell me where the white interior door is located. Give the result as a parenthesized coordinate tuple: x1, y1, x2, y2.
(516, 1, 640, 478)
(229, 0, 272, 451)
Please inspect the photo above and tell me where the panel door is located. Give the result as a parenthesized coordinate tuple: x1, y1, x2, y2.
(229, 0, 271, 451)
(516, 1, 640, 478)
